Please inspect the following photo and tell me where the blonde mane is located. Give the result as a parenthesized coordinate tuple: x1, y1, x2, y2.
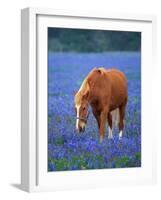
(75, 76, 89, 106)
(75, 67, 107, 106)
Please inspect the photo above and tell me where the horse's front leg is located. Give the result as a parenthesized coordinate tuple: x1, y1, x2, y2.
(92, 108, 100, 129)
(99, 109, 108, 143)
(107, 112, 113, 139)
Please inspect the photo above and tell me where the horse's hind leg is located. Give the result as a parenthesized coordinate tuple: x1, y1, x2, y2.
(107, 112, 113, 139)
(118, 104, 126, 139)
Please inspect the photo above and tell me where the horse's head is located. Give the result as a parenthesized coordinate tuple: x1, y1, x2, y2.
(74, 90, 89, 133)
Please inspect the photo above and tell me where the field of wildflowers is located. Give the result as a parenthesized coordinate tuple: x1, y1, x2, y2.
(48, 52, 141, 171)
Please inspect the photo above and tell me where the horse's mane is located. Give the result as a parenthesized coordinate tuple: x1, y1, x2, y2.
(75, 75, 90, 105)
(75, 67, 106, 105)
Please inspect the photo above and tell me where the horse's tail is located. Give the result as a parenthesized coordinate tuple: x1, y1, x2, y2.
(111, 108, 120, 127)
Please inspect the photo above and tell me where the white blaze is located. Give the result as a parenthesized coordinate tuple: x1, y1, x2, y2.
(76, 105, 80, 130)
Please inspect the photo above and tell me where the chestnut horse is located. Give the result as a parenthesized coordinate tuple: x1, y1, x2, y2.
(74, 67, 128, 142)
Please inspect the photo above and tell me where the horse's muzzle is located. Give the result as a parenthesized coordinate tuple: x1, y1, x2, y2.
(76, 126, 85, 133)
(79, 126, 85, 133)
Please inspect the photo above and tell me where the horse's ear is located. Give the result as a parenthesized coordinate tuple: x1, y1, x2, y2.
(97, 67, 105, 75)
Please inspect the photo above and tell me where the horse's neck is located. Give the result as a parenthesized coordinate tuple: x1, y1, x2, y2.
(78, 78, 89, 95)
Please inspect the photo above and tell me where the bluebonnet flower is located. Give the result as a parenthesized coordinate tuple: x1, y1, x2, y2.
(48, 52, 141, 171)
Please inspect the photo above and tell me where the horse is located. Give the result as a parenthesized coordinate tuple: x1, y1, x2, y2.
(74, 67, 128, 142)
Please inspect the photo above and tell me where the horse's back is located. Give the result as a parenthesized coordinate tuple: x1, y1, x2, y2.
(106, 68, 127, 82)
(88, 67, 127, 110)
(88, 67, 127, 93)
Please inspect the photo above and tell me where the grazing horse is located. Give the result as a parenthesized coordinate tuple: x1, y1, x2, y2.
(74, 67, 128, 142)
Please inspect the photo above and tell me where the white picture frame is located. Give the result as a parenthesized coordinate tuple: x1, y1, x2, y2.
(21, 7, 157, 192)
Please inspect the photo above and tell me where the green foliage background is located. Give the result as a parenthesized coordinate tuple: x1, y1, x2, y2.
(48, 28, 141, 52)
